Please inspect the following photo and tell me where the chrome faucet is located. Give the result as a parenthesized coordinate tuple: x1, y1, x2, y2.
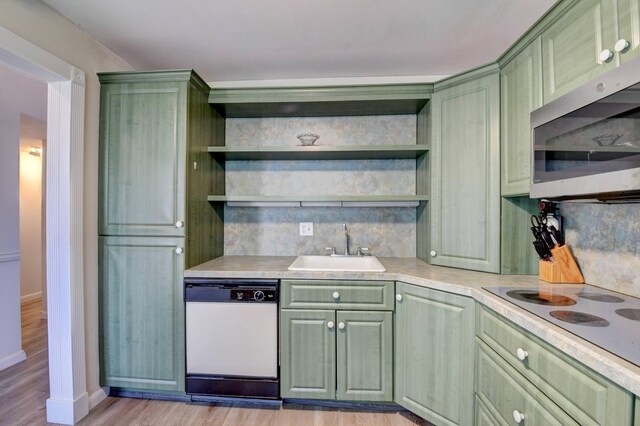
(342, 223, 350, 255)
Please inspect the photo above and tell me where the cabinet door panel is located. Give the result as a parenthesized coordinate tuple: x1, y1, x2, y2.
(430, 71, 500, 272)
(501, 38, 543, 196)
(99, 236, 185, 391)
(617, 0, 640, 63)
(542, 0, 617, 103)
(99, 82, 187, 236)
(394, 283, 475, 426)
(336, 311, 392, 402)
(280, 309, 336, 400)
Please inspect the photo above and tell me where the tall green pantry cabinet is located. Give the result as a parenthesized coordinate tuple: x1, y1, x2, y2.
(98, 71, 224, 393)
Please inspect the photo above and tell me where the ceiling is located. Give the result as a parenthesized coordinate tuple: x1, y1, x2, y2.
(42, 0, 556, 85)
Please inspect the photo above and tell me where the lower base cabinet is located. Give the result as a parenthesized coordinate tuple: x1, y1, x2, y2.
(280, 309, 393, 401)
(475, 396, 501, 426)
(99, 236, 185, 392)
(476, 339, 579, 425)
(394, 282, 475, 426)
(477, 305, 634, 426)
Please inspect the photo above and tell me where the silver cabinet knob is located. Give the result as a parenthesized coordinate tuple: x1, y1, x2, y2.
(396, 294, 403, 302)
(338, 322, 345, 330)
(599, 49, 614, 63)
(615, 38, 630, 52)
(430, 250, 437, 257)
(332, 291, 340, 299)
(513, 410, 525, 424)
(175, 221, 184, 228)
(516, 348, 529, 361)
(175, 247, 183, 255)
(327, 321, 335, 329)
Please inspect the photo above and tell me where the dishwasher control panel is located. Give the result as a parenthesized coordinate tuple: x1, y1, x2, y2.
(184, 278, 279, 303)
(230, 289, 276, 302)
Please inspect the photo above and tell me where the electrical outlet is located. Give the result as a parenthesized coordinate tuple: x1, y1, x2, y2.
(299, 222, 313, 236)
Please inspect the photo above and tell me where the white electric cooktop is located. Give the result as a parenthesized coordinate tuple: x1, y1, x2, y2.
(486, 284, 640, 367)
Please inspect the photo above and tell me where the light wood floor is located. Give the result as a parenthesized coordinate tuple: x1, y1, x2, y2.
(0, 299, 429, 425)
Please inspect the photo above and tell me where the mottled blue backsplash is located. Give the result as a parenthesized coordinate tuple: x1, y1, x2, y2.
(225, 207, 416, 257)
(560, 202, 640, 298)
(223, 115, 418, 257)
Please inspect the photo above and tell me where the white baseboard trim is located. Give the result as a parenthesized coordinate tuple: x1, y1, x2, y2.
(0, 350, 27, 371)
(21, 291, 42, 304)
(46, 392, 89, 425)
(88, 386, 110, 410)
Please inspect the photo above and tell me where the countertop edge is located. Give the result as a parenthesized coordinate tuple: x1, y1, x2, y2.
(185, 256, 640, 396)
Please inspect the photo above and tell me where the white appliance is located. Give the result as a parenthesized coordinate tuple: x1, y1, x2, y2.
(184, 278, 279, 399)
(486, 284, 640, 367)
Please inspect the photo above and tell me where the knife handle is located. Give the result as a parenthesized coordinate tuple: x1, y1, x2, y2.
(539, 227, 556, 249)
(548, 225, 564, 246)
(533, 240, 551, 260)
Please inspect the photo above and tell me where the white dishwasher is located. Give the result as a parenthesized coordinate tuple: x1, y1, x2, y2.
(184, 278, 279, 399)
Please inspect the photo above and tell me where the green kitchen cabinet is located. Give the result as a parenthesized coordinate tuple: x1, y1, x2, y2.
(477, 305, 634, 425)
(429, 66, 501, 273)
(280, 309, 336, 400)
(500, 38, 542, 196)
(635, 395, 639, 424)
(616, 0, 640, 64)
(99, 75, 188, 237)
(99, 236, 185, 392)
(280, 309, 393, 402)
(336, 310, 393, 401)
(98, 71, 224, 394)
(281, 279, 395, 311)
(476, 339, 579, 425)
(98, 70, 224, 267)
(280, 280, 394, 402)
(541, 0, 618, 103)
(394, 282, 475, 426)
(475, 396, 501, 426)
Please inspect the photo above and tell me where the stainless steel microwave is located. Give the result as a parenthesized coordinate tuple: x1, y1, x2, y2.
(530, 55, 640, 201)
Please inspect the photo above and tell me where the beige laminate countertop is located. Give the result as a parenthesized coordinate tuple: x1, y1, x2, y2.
(186, 256, 640, 396)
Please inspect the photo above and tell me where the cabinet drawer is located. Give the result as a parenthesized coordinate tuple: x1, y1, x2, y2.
(281, 280, 394, 310)
(477, 305, 633, 426)
(475, 395, 502, 426)
(476, 339, 579, 426)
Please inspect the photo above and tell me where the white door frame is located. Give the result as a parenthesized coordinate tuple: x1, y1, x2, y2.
(0, 27, 88, 425)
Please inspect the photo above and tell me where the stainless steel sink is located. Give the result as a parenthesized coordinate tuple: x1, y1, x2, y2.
(287, 255, 386, 272)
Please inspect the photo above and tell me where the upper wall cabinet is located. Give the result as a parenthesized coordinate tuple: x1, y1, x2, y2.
(99, 74, 189, 237)
(542, 0, 618, 103)
(98, 70, 224, 266)
(501, 38, 543, 196)
(429, 68, 501, 273)
(615, 0, 640, 64)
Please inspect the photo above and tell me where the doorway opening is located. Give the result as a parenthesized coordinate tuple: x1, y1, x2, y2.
(19, 112, 48, 358)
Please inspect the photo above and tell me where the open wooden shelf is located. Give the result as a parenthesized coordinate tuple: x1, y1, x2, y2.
(207, 194, 429, 207)
(207, 144, 429, 160)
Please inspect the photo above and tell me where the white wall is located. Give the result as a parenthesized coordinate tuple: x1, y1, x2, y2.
(20, 138, 44, 301)
(0, 63, 47, 370)
(0, 0, 133, 390)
